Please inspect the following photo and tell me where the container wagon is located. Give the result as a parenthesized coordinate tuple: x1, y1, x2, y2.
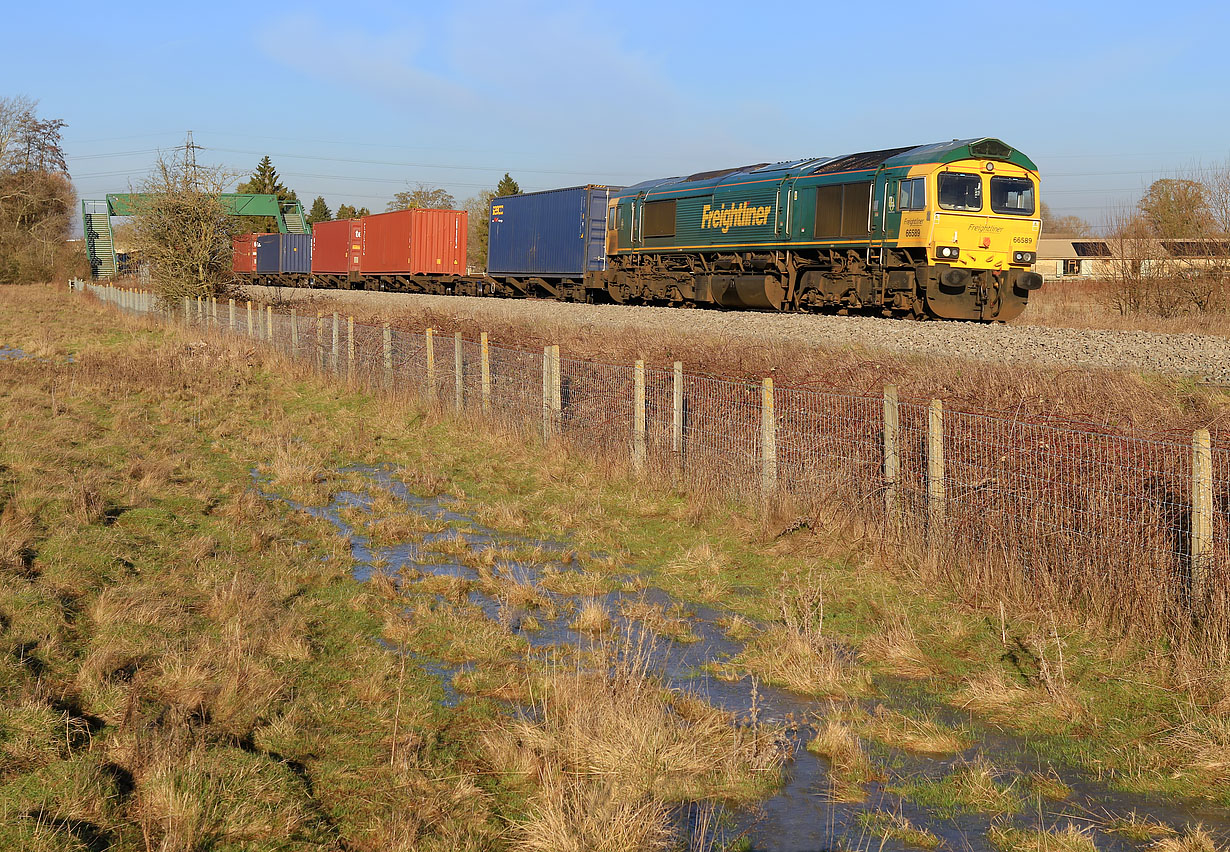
(309, 209, 469, 292)
(255, 233, 311, 276)
(487, 185, 620, 301)
(310, 219, 360, 286)
(232, 233, 259, 275)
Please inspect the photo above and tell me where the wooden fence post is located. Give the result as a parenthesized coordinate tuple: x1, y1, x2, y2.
(331, 313, 339, 373)
(265, 305, 273, 342)
(633, 359, 646, 472)
(210, 297, 218, 325)
(480, 332, 491, 415)
(196, 296, 203, 322)
(761, 378, 777, 500)
(182, 295, 190, 324)
(246, 301, 254, 336)
(382, 324, 392, 386)
(672, 361, 683, 463)
(927, 399, 945, 532)
(541, 346, 551, 440)
(550, 345, 562, 434)
(1192, 428, 1213, 609)
(316, 312, 323, 371)
(428, 329, 437, 403)
(290, 308, 299, 352)
(883, 385, 900, 521)
(425, 328, 435, 400)
(454, 332, 464, 412)
(347, 316, 355, 383)
(228, 298, 235, 331)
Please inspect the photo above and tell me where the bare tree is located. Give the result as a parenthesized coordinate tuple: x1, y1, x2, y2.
(464, 189, 496, 271)
(0, 96, 80, 284)
(129, 149, 239, 299)
(1039, 201, 1093, 238)
(388, 182, 456, 211)
(1138, 178, 1209, 239)
(0, 95, 36, 172)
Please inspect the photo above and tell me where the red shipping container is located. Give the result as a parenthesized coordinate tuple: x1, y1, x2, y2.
(311, 219, 361, 275)
(232, 233, 259, 274)
(359, 209, 467, 275)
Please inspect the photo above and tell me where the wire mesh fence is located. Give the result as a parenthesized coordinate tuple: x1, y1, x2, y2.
(88, 284, 1229, 623)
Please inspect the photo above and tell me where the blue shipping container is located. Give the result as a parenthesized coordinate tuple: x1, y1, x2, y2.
(280, 234, 311, 274)
(487, 185, 621, 278)
(255, 234, 311, 274)
(254, 234, 280, 274)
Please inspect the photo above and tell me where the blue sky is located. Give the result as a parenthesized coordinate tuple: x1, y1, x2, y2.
(6, 0, 1230, 232)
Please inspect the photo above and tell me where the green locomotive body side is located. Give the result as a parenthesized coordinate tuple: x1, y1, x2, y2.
(602, 138, 1043, 320)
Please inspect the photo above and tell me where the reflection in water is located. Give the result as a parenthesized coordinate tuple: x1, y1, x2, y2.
(259, 465, 1230, 852)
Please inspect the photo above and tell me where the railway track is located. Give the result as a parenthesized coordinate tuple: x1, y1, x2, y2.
(244, 285, 1230, 384)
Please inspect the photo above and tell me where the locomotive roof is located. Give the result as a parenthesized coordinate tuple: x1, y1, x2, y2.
(614, 138, 1037, 199)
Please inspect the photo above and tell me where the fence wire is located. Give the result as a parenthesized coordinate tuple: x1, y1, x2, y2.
(90, 284, 1229, 617)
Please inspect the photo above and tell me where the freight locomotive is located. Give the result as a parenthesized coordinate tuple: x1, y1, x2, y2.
(235, 137, 1044, 321)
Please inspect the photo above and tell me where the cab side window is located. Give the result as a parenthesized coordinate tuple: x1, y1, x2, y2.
(897, 177, 925, 211)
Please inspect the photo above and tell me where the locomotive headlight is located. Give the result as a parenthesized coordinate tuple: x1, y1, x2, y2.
(1012, 251, 1036, 264)
(937, 246, 960, 259)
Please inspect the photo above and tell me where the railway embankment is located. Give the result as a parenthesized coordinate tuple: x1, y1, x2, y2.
(245, 284, 1230, 436)
(244, 285, 1230, 383)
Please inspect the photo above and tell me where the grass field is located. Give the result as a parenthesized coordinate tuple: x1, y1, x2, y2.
(2, 284, 1228, 850)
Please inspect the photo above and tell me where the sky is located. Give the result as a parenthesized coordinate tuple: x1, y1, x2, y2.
(6, 0, 1230, 233)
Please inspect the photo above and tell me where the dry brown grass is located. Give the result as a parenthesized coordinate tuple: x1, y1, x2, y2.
(511, 770, 673, 852)
(269, 286, 1230, 436)
(718, 614, 759, 641)
(721, 572, 869, 697)
(477, 562, 554, 615)
(618, 597, 699, 643)
(1105, 810, 1176, 841)
(806, 718, 878, 802)
(569, 599, 612, 634)
(1162, 714, 1230, 788)
(859, 612, 938, 678)
(134, 747, 315, 852)
(484, 633, 785, 849)
(1150, 826, 1226, 852)
(723, 625, 870, 697)
(988, 823, 1098, 852)
(955, 667, 1079, 727)
(0, 500, 36, 575)
(539, 568, 612, 597)
(453, 661, 532, 702)
(1020, 277, 1230, 338)
(422, 530, 474, 559)
(663, 541, 734, 602)
(259, 435, 329, 502)
(857, 704, 969, 755)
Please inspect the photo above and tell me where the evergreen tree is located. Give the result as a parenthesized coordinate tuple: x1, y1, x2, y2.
(495, 172, 521, 197)
(237, 155, 290, 198)
(306, 196, 332, 226)
(236, 156, 298, 233)
(335, 204, 371, 220)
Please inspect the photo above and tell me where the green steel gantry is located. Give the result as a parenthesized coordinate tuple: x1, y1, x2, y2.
(83, 193, 308, 280)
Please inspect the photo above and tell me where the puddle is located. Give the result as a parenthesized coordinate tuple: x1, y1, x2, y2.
(258, 465, 1230, 852)
(0, 344, 32, 360)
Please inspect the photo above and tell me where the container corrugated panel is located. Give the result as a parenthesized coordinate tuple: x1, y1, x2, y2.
(254, 233, 281, 274)
(359, 209, 467, 275)
(279, 233, 311, 274)
(488, 185, 620, 277)
(311, 219, 352, 274)
(232, 234, 258, 274)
